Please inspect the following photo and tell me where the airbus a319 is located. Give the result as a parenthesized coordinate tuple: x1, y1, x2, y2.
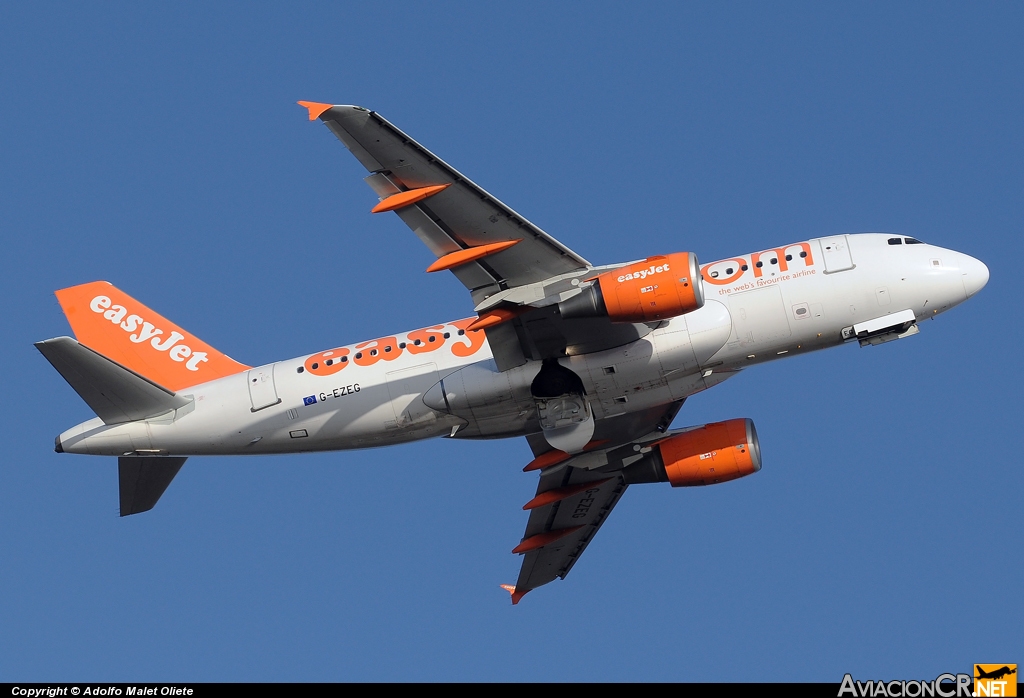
(37, 102, 989, 603)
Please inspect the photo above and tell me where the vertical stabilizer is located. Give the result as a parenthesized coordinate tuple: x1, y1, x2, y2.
(54, 281, 248, 391)
(119, 457, 187, 516)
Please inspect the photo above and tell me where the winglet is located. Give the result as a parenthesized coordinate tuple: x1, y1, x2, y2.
(297, 101, 333, 121)
(500, 584, 529, 605)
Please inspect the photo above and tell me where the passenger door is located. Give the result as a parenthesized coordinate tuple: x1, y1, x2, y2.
(817, 235, 855, 273)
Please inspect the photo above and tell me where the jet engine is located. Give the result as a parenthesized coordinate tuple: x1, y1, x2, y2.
(559, 252, 705, 323)
(622, 418, 761, 487)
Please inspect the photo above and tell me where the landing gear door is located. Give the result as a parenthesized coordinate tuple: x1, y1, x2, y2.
(248, 364, 281, 412)
(817, 235, 855, 273)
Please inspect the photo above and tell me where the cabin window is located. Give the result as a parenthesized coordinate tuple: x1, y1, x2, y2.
(311, 362, 319, 369)
(384, 346, 392, 352)
(755, 261, 763, 268)
(457, 330, 465, 336)
(370, 349, 377, 356)
(710, 270, 719, 278)
(741, 264, 749, 271)
(296, 366, 304, 373)
(443, 332, 450, 339)
(341, 356, 347, 362)
(399, 342, 407, 348)
(428, 336, 436, 343)
(325, 359, 333, 365)
(799, 251, 807, 258)
(726, 267, 734, 274)
(354, 353, 362, 359)
(785, 254, 792, 261)
(770, 258, 778, 265)
(888, 237, 902, 245)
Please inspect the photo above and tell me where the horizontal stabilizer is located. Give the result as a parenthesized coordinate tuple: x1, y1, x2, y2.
(35, 337, 190, 425)
(119, 456, 187, 516)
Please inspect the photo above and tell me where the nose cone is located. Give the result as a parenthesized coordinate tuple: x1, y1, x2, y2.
(961, 255, 990, 298)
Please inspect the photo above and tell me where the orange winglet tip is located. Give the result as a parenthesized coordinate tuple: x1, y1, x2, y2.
(512, 526, 585, 554)
(466, 306, 527, 332)
(426, 240, 520, 273)
(297, 101, 333, 121)
(523, 449, 570, 472)
(371, 184, 450, 214)
(523, 478, 612, 510)
(500, 584, 529, 605)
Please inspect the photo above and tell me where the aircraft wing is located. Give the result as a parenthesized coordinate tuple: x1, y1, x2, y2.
(508, 401, 684, 602)
(511, 463, 628, 602)
(303, 103, 653, 370)
(304, 103, 589, 291)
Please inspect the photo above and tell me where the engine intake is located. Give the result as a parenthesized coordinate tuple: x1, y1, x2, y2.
(622, 418, 761, 487)
(559, 252, 705, 323)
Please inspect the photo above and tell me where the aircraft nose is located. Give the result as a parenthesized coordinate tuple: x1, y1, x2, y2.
(961, 254, 990, 298)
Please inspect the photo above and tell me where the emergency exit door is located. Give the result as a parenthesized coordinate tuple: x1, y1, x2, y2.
(248, 364, 281, 412)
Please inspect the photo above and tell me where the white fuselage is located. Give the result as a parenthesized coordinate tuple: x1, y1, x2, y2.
(57, 234, 988, 458)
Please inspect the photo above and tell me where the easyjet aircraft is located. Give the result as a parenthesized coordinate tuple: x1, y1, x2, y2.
(37, 102, 989, 603)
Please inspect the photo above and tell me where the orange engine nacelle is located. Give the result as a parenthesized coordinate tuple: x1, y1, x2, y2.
(559, 252, 705, 323)
(623, 419, 762, 487)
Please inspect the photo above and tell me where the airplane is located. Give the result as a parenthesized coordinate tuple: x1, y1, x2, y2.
(36, 102, 990, 604)
(976, 666, 1016, 681)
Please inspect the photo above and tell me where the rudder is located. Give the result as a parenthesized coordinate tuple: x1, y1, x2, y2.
(55, 281, 249, 392)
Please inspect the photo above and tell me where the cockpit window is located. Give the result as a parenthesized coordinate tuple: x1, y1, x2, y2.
(888, 237, 902, 245)
(905, 237, 924, 244)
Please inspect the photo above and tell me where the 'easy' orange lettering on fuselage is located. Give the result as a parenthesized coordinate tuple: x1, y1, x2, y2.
(700, 242, 815, 286)
(303, 317, 487, 377)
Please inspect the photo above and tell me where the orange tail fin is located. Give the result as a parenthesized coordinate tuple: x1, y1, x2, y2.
(54, 281, 249, 392)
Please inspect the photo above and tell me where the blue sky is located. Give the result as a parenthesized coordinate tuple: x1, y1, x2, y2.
(1, 2, 1020, 682)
